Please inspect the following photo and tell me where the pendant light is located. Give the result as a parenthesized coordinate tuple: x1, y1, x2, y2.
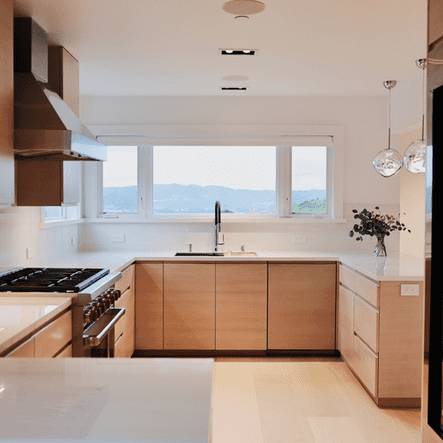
(404, 59, 427, 174)
(373, 80, 403, 177)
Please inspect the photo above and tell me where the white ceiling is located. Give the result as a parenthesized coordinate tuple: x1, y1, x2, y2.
(13, 0, 427, 97)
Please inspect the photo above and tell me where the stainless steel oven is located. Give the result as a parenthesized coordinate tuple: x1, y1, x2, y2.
(0, 267, 125, 357)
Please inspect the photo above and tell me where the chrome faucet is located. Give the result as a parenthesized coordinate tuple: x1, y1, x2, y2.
(215, 201, 224, 252)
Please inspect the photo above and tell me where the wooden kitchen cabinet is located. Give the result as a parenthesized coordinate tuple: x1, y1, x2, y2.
(48, 46, 80, 117)
(268, 262, 336, 350)
(338, 263, 423, 407)
(215, 263, 267, 350)
(135, 262, 164, 350)
(5, 309, 72, 358)
(114, 264, 135, 357)
(0, 0, 15, 205)
(338, 285, 354, 365)
(429, 0, 443, 46)
(16, 159, 81, 206)
(164, 263, 215, 350)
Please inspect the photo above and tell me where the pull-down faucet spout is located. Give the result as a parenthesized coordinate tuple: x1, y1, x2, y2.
(215, 201, 224, 252)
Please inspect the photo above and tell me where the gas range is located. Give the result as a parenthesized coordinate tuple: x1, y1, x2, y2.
(0, 267, 121, 304)
(0, 267, 124, 357)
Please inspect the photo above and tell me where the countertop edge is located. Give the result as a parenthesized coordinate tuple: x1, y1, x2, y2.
(0, 296, 72, 355)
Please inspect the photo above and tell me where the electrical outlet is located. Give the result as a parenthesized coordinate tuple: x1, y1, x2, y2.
(401, 284, 420, 296)
(71, 236, 77, 247)
(112, 234, 125, 243)
(293, 235, 307, 243)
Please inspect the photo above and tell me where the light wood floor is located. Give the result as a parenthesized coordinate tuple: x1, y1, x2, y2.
(210, 357, 421, 443)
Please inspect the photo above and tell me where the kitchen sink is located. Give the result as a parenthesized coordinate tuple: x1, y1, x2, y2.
(227, 251, 258, 256)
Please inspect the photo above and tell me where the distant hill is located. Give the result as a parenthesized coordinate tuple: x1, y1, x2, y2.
(103, 184, 326, 214)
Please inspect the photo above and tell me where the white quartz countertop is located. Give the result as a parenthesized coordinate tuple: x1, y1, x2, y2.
(19, 250, 424, 282)
(0, 296, 72, 355)
(0, 358, 214, 442)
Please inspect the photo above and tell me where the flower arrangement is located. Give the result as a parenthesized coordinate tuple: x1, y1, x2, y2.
(349, 207, 411, 256)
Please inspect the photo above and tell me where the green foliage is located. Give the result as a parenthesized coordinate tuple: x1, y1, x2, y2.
(292, 198, 326, 213)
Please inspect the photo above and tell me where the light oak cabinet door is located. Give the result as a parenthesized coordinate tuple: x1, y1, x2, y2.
(429, 0, 443, 46)
(164, 263, 215, 350)
(135, 263, 164, 350)
(216, 263, 267, 350)
(115, 265, 135, 358)
(338, 285, 354, 365)
(48, 46, 80, 116)
(268, 263, 336, 350)
(0, 0, 15, 205)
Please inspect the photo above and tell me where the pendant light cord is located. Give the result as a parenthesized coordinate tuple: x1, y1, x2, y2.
(388, 88, 391, 150)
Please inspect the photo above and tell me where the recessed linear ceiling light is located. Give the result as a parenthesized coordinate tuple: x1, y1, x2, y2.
(220, 49, 257, 56)
(222, 0, 266, 15)
(221, 87, 248, 91)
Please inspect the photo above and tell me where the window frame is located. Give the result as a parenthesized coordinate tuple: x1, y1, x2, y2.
(94, 125, 344, 223)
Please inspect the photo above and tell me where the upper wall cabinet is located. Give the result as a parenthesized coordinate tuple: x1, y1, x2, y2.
(0, 0, 15, 205)
(48, 46, 80, 117)
(429, 0, 443, 46)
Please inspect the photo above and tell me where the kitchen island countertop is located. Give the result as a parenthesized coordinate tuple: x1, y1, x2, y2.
(20, 250, 424, 282)
(0, 296, 72, 355)
(0, 357, 214, 442)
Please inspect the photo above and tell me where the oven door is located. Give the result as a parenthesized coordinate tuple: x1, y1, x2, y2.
(83, 307, 125, 357)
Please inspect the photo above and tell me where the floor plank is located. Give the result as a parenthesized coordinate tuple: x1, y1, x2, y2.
(211, 357, 421, 443)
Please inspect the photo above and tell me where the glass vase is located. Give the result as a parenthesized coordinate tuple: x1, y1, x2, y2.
(374, 235, 387, 257)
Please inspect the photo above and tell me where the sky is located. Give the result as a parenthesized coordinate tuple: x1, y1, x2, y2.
(103, 145, 326, 191)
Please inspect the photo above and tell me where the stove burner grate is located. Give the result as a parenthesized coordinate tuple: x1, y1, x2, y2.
(0, 267, 110, 292)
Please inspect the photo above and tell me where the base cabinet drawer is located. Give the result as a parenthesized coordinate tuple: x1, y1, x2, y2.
(354, 296, 379, 353)
(5, 310, 72, 358)
(7, 337, 35, 358)
(114, 331, 135, 358)
(353, 334, 378, 398)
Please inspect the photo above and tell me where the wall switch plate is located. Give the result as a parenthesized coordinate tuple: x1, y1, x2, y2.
(112, 234, 125, 243)
(401, 284, 420, 296)
(26, 247, 34, 259)
(293, 235, 307, 243)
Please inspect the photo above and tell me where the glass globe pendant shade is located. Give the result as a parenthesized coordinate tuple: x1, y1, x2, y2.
(372, 148, 403, 177)
(404, 139, 426, 173)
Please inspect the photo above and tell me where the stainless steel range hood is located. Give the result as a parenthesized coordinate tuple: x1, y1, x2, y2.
(14, 18, 106, 161)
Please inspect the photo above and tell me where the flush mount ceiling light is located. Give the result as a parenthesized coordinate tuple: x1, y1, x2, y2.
(372, 80, 403, 178)
(220, 49, 257, 56)
(221, 87, 248, 91)
(222, 0, 266, 16)
(403, 59, 427, 174)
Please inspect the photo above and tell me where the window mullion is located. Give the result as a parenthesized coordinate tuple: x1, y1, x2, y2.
(276, 146, 291, 217)
(138, 146, 153, 217)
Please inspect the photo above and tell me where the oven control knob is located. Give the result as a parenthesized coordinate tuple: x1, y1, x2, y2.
(102, 296, 112, 309)
(83, 306, 98, 324)
(104, 290, 116, 305)
(113, 289, 121, 301)
(91, 301, 104, 317)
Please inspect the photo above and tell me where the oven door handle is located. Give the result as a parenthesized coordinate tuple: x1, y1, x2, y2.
(83, 307, 125, 348)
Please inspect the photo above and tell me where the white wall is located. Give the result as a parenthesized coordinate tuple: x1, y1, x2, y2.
(0, 94, 425, 266)
(0, 207, 79, 269)
(77, 94, 420, 256)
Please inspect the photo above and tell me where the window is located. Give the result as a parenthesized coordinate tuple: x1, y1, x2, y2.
(98, 130, 341, 220)
(291, 146, 327, 215)
(102, 146, 138, 213)
(44, 205, 80, 222)
(153, 146, 276, 214)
